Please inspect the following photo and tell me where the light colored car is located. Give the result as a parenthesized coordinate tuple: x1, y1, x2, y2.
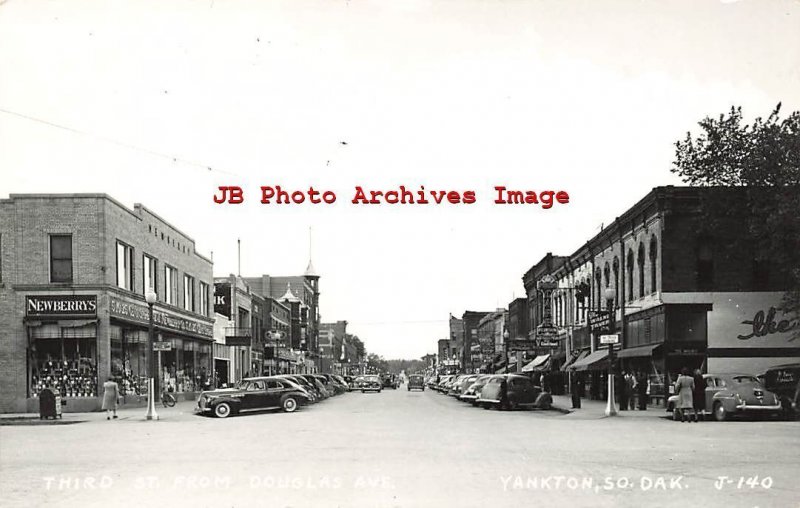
(667, 373, 782, 421)
(459, 375, 493, 403)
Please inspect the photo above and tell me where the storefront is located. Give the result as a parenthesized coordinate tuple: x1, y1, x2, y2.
(108, 295, 214, 402)
(26, 295, 101, 412)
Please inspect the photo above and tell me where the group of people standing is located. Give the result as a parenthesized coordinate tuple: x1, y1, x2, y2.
(674, 368, 706, 422)
(616, 370, 649, 410)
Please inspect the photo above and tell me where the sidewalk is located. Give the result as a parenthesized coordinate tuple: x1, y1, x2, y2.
(0, 400, 199, 424)
(550, 394, 671, 420)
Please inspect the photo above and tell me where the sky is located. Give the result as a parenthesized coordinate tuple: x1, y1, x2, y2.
(1, 0, 799, 359)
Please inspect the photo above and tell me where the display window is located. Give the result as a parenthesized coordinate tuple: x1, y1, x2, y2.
(159, 336, 212, 393)
(110, 327, 148, 396)
(30, 323, 98, 398)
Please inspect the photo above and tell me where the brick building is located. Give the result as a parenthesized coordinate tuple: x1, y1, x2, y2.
(530, 186, 799, 405)
(0, 194, 214, 412)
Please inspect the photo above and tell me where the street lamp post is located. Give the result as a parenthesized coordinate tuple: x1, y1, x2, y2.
(503, 329, 510, 374)
(603, 287, 618, 417)
(145, 289, 159, 421)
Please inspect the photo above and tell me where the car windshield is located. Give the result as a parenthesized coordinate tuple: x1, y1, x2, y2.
(365, 376, 380, 382)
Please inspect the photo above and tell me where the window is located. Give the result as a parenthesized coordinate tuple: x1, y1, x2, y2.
(627, 249, 634, 300)
(164, 265, 178, 305)
(637, 243, 646, 298)
(199, 282, 210, 316)
(248, 380, 265, 391)
(595, 270, 602, 310)
(183, 274, 195, 312)
(116, 241, 134, 290)
(612, 257, 619, 306)
(697, 240, 714, 288)
(50, 234, 73, 283)
(649, 237, 658, 294)
(143, 254, 158, 297)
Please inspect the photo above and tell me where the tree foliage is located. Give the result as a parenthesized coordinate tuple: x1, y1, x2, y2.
(671, 103, 800, 323)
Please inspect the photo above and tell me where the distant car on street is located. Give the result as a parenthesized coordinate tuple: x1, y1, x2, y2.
(196, 377, 311, 417)
(381, 374, 399, 389)
(666, 373, 782, 421)
(407, 374, 425, 391)
(361, 375, 383, 393)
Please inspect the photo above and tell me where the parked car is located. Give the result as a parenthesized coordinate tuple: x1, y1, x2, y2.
(436, 375, 454, 393)
(459, 375, 494, 404)
(196, 377, 311, 417)
(361, 375, 382, 393)
(449, 374, 478, 397)
(476, 374, 549, 410)
(407, 374, 425, 391)
(666, 373, 782, 421)
(762, 363, 800, 418)
(299, 374, 331, 399)
(277, 375, 321, 403)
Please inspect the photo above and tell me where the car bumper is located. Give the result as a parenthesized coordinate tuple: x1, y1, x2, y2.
(459, 394, 477, 401)
(476, 397, 499, 404)
(736, 403, 782, 411)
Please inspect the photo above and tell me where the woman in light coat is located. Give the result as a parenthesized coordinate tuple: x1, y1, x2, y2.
(674, 368, 695, 423)
(101, 377, 120, 420)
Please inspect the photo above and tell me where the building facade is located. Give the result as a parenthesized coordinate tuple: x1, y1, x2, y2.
(0, 194, 214, 412)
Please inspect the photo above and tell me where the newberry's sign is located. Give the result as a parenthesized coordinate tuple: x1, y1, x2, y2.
(26, 295, 97, 318)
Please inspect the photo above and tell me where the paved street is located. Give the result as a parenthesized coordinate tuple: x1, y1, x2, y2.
(1, 388, 798, 508)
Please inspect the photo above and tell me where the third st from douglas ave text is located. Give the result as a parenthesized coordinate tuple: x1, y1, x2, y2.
(212, 185, 571, 209)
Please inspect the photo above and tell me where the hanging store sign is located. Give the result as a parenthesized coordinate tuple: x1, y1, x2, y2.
(599, 334, 619, 345)
(508, 339, 537, 352)
(153, 341, 173, 351)
(26, 295, 97, 319)
(588, 310, 612, 331)
(109, 297, 213, 338)
(537, 339, 560, 348)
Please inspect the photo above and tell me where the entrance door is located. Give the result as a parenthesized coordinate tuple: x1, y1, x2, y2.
(214, 359, 229, 388)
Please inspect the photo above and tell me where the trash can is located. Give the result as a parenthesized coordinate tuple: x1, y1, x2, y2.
(39, 388, 63, 420)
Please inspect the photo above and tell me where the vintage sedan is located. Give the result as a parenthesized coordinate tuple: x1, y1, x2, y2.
(407, 374, 425, 391)
(459, 375, 494, 404)
(449, 374, 479, 397)
(762, 363, 800, 418)
(360, 375, 383, 393)
(476, 374, 551, 410)
(196, 377, 311, 418)
(667, 373, 783, 421)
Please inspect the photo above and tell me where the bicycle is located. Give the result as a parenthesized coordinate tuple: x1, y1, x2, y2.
(161, 389, 176, 407)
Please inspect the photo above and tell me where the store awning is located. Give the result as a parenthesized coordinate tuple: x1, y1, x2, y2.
(561, 349, 589, 371)
(616, 343, 662, 359)
(522, 355, 550, 372)
(570, 349, 609, 371)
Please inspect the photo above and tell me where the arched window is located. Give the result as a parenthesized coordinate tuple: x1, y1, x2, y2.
(637, 244, 645, 298)
(612, 257, 620, 306)
(603, 262, 612, 309)
(595, 269, 602, 310)
(649, 236, 658, 294)
(627, 249, 634, 300)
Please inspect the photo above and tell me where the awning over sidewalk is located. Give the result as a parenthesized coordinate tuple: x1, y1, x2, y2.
(570, 349, 609, 371)
(522, 354, 550, 372)
(616, 343, 662, 359)
(561, 349, 589, 371)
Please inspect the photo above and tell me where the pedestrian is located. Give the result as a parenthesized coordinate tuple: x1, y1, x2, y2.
(692, 368, 705, 422)
(618, 371, 628, 410)
(101, 376, 120, 420)
(625, 371, 636, 410)
(674, 368, 695, 423)
(637, 371, 648, 410)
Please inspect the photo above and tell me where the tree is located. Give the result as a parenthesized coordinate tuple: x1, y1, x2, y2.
(347, 335, 366, 360)
(365, 353, 388, 373)
(671, 103, 800, 327)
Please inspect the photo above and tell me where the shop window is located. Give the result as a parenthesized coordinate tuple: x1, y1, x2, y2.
(110, 328, 148, 396)
(199, 282, 210, 316)
(637, 243, 645, 298)
(116, 241, 134, 290)
(183, 274, 195, 312)
(649, 237, 658, 294)
(30, 323, 97, 398)
(50, 234, 73, 283)
(143, 254, 158, 298)
(164, 265, 178, 305)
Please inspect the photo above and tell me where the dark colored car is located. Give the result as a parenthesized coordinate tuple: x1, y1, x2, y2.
(196, 377, 311, 417)
(762, 363, 800, 418)
(476, 374, 549, 410)
(407, 374, 425, 391)
(382, 374, 399, 389)
(361, 375, 382, 393)
(299, 374, 331, 399)
(276, 375, 320, 403)
(667, 373, 783, 421)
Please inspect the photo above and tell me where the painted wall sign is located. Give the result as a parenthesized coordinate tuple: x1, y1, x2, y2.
(26, 295, 97, 318)
(109, 297, 213, 338)
(737, 307, 798, 341)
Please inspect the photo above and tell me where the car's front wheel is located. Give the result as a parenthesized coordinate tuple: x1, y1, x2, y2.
(282, 396, 298, 413)
(213, 402, 233, 418)
(713, 402, 728, 422)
